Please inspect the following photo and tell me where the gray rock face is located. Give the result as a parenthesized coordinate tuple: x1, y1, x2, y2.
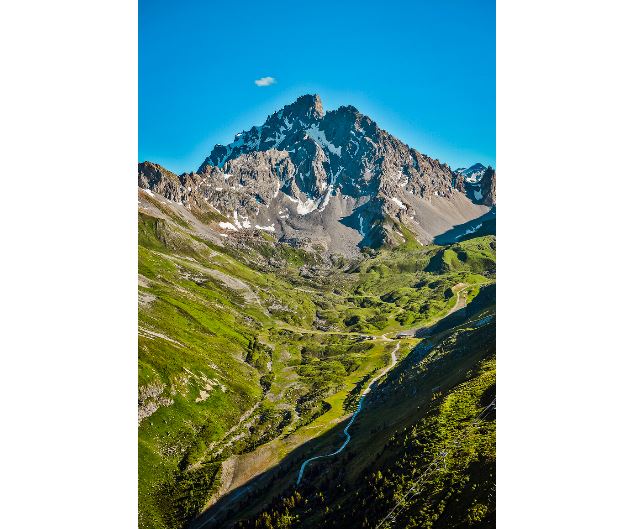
(199, 94, 458, 204)
(138, 162, 185, 203)
(457, 163, 496, 206)
(456, 163, 487, 183)
(480, 167, 496, 206)
(139, 95, 492, 252)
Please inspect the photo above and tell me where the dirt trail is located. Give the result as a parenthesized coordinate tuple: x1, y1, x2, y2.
(396, 282, 472, 338)
(190, 285, 483, 523)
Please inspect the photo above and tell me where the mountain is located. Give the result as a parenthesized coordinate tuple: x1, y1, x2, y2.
(456, 163, 486, 182)
(137, 95, 496, 529)
(457, 163, 496, 207)
(139, 95, 491, 254)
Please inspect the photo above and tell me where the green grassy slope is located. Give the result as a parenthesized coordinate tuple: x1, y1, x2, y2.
(138, 212, 320, 528)
(232, 315, 496, 529)
(348, 237, 494, 330)
(138, 197, 496, 529)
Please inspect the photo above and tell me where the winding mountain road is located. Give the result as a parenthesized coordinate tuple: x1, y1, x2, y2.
(296, 342, 400, 485)
(396, 282, 474, 338)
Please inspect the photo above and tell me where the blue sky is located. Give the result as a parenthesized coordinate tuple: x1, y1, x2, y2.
(139, 0, 495, 173)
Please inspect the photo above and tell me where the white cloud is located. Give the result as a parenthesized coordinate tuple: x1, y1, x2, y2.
(254, 76, 276, 87)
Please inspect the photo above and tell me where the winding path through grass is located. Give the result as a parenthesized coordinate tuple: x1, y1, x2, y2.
(296, 342, 400, 485)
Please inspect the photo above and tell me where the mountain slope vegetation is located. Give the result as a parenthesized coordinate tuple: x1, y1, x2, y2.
(231, 319, 495, 529)
(138, 191, 495, 529)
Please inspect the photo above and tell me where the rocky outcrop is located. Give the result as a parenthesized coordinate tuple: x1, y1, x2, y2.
(138, 382, 173, 425)
(458, 163, 496, 206)
(456, 163, 486, 183)
(480, 167, 496, 206)
(138, 162, 186, 203)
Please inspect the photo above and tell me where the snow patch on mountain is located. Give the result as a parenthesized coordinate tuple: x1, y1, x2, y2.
(456, 223, 483, 241)
(391, 197, 407, 209)
(457, 163, 487, 183)
(233, 211, 252, 229)
(305, 124, 342, 156)
(358, 214, 366, 237)
(288, 195, 318, 215)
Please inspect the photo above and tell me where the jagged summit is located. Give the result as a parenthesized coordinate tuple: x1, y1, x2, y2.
(140, 95, 493, 253)
(197, 93, 454, 203)
(457, 163, 486, 178)
(290, 93, 324, 119)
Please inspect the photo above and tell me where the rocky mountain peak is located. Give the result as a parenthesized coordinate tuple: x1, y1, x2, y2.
(143, 95, 492, 254)
(286, 93, 324, 120)
(456, 163, 487, 182)
(459, 163, 496, 206)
